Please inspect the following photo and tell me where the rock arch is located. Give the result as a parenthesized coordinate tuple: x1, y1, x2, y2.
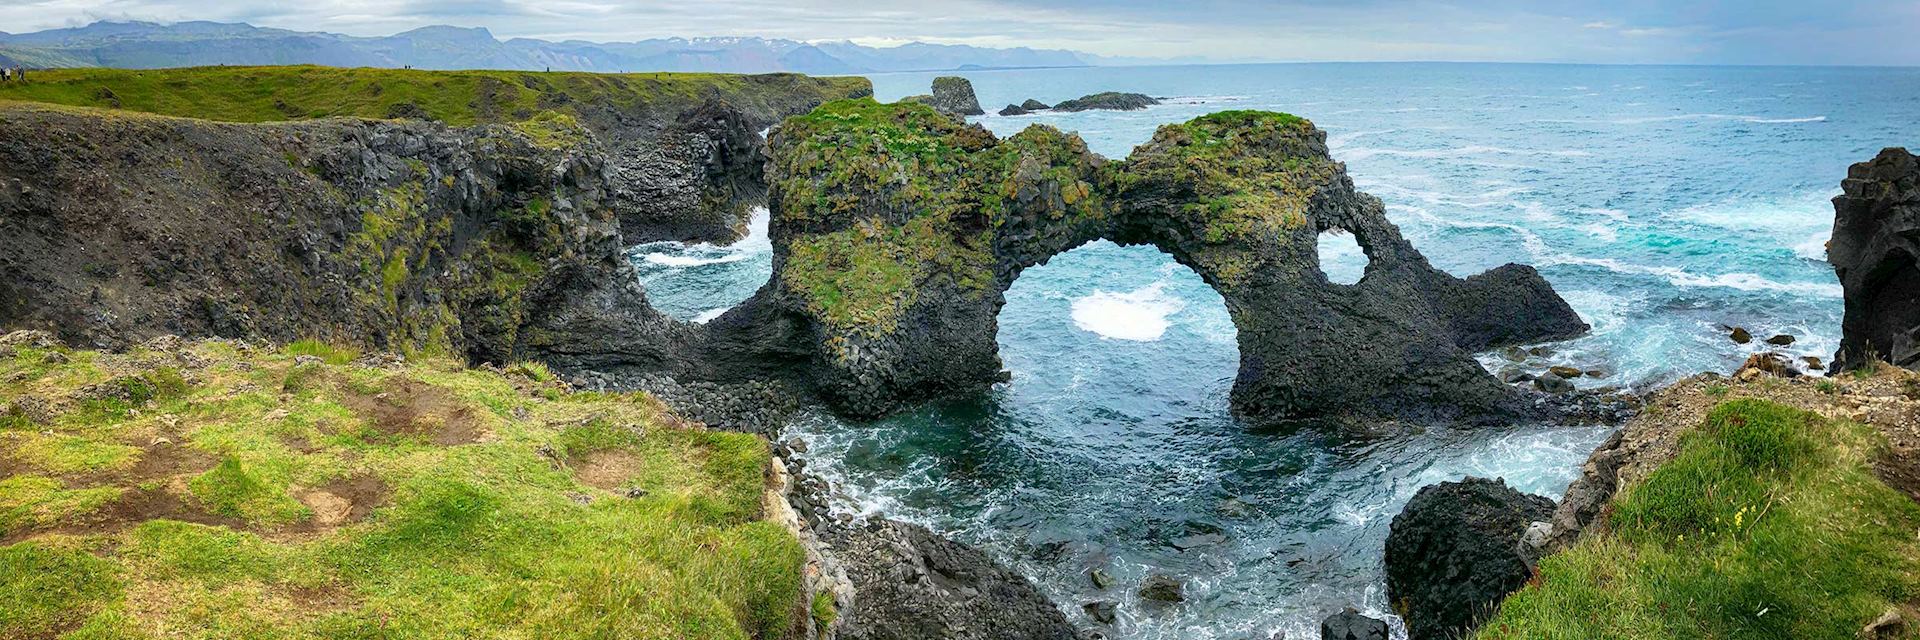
(706, 100, 1587, 427)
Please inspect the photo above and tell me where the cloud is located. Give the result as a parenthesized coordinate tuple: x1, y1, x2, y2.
(1, 0, 1917, 65)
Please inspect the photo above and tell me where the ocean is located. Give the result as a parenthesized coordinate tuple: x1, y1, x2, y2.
(626, 62, 1920, 639)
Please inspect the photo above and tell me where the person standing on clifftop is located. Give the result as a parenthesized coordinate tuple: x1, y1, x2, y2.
(1, 68, 11, 83)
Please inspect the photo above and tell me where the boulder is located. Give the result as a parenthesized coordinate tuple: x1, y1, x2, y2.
(1765, 333, 1796, 346)
(998, 104, 1030, 116)
(1052, 91, 1160, 112)
(1321, 607, 1389, 640)
(1547, 365, 1583, 379)
(1385, 477, 1554, 640)
(825, 519, 1078, 640)
(1736, 352, 1798, 379)
(1830, 147, 1920, 372)
(1532, 375, 1573, 393)
(1730, 326, 1753, 344)
(1021, 98, 1052, 111)
(928, 76, 985, 116)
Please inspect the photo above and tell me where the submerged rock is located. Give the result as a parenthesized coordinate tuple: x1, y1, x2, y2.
(1321, 607, 1389, 640)
(1083, 600, 1118, 625)
(1053, 91, 1160, 112)
(1139, 574, 1185, 602)
(1831, 147, 1920, 372)
(1385, 477, 1554, 640)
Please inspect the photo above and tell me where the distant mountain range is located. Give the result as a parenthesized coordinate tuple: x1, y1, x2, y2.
(0, 21, 1124, 74)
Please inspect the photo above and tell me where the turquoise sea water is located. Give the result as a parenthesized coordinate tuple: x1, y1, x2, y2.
(629, 63, 1920, 638)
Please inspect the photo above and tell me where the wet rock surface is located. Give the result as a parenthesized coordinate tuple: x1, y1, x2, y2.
(1385, 477, 1554, 640)
(1052, 91, 1160, 112)
(817, 515, 1079, 640)
(1321, 607, 1389, 640)
(1830, 147, 1920, 372)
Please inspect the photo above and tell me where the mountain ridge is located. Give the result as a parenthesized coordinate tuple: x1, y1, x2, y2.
(0, 20, 1115, 73)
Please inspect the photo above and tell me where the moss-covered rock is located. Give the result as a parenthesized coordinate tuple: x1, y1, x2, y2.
(747, 99, 1587, 424)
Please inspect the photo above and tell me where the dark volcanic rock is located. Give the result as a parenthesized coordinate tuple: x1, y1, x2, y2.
(751, 103, 1587, 425)
(1765, 333, 1796, 346)
(1385, 477, 1554, 640)
(825, 519, 1077, 640)
(1831, 147, 1920, 372)
(1021, 98, 1052, 111)
(1730, 326, 1753, 343)
(998, 103, 1030, 116)
(1321, 607, 1389, 640)
(1139, 574, 1184, 602)
(1053, 91, 1159, 112)
(610, 98, 768, 245)
(929, 76, 986, 116)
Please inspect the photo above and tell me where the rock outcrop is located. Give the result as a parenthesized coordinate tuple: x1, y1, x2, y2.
(0, 102, 687, 366)
(822, 519, 1078, 640)
(1052, 92, 1159, 112)
(998, 104, 1030, 116)
(1385, 477, 1554, 640)
(1021, 99, 1052, 111)
(928, 76, 986, 116)
(739, 100, 1586, 426)
(1830, 147, 1920, 372)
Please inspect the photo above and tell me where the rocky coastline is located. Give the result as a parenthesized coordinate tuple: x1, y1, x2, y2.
(4, 63, 1915, 639)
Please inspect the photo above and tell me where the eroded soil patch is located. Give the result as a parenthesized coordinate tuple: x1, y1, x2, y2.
(574, 449, 645, 491)
(339, 377, 485, 445)
(296, 473, 388, 528)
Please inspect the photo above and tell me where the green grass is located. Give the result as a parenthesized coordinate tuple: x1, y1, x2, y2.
(1478, 399, 1920, 639)
(0, 65, 870, 128)
(0, 339, 807, 639)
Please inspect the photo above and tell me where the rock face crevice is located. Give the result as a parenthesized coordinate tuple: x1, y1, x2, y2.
(1831, 147, 1920, 372)
(722, 101, 1587, 427)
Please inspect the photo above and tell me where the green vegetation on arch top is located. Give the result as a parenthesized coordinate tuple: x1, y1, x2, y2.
(0, 337, 803, 639)
(1478, 398, 1920, 639)
(0, 64, 872, 126)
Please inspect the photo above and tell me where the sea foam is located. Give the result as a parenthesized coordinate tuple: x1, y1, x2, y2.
(1071, 282, 1186, 341)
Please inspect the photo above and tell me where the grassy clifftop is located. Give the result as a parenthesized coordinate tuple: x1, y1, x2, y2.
(0, 65, 871, 127)
(0, 332, 802, 639)
(1479, 372, 1920, 639)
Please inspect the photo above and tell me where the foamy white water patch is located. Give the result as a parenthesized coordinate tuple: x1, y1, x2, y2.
(692, 308, 728, 323)
(1339, 145, 1591, 163)
(1070, 282, 1187, 341)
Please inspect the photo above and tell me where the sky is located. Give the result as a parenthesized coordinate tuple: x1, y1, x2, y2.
(3, 0, 1918, 65)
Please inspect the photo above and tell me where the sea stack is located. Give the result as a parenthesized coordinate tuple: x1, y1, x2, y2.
(929, 76, 985, 116)
(1829, 147, 1920, 372)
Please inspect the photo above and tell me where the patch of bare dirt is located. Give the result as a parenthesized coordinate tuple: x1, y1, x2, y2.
(294, 473, 389, 529)
(338, 377, 485, 445)
(574, 449, 645, 491)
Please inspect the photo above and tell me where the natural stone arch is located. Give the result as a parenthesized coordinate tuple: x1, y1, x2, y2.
(724, 99, 1587, 427)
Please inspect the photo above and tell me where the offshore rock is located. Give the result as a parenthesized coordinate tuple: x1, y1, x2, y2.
(1385, 477, 1554, 640)
(1021, 98, 1052, 111)
(929, 76, 986, 116)
(998, 104, 1031, 116)
(747, 100, 1586, 425)
(824, 519, 1078, 640)
(1830, 147, 1920, 372)
(1052, 91, 1159, 112)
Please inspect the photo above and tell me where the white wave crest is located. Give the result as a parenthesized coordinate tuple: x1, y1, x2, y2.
(1070, 282, 1187, 341)
(1339, 145, 1591, 162)
(1609, 113, 1826, 125)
